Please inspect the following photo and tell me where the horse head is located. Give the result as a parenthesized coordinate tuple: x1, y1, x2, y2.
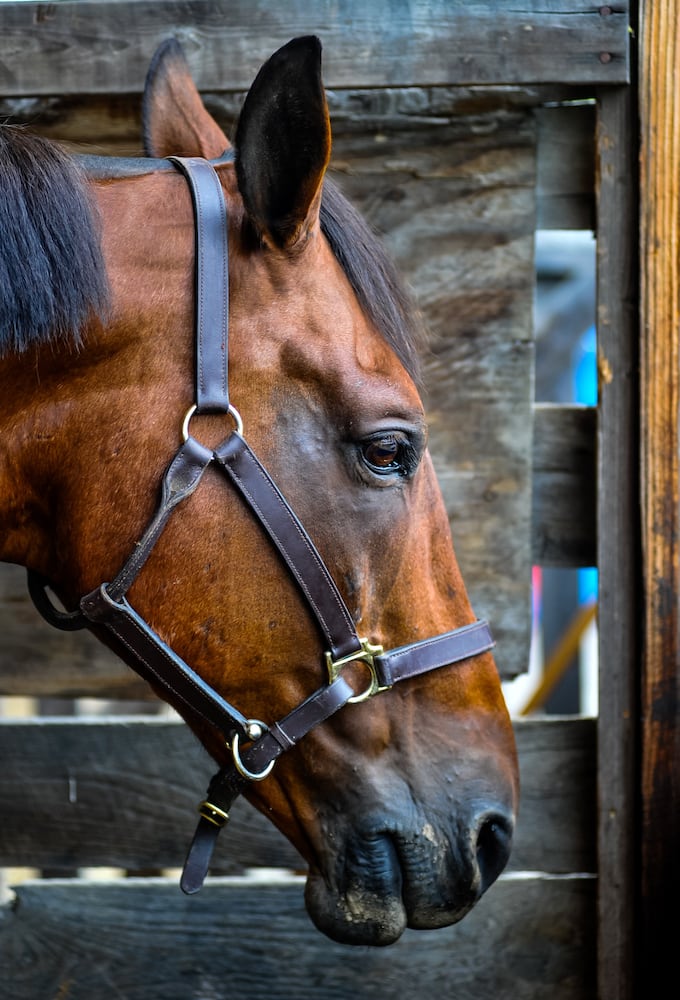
(0, 36, 518, 945)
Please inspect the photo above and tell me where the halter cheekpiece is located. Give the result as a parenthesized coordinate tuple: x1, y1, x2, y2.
(28, 151, 495, 893)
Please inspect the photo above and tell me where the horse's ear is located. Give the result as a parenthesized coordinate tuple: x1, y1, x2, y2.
(142, 39, 230, 159)
(235, 36, 331, 249)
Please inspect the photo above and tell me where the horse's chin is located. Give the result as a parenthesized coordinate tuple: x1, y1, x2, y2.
(302, 840, 479, 947)
(304, 869, 409, 946)
(301, 811, 513, 946)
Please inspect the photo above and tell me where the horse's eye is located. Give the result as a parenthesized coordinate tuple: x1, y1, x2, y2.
(362, 435, 403, 474)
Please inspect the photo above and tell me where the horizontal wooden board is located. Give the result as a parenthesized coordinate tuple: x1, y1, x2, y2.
(0, 563, 153, 699)
(0, 88, 597, 226)
(0, 717, 596, 874)
(536, 104, 596, 230)
(532, 403, 597, 566)
(0, 1, 629, 97)
(0, 874, 596, 1000)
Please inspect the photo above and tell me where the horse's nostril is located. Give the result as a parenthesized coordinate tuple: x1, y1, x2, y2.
(476, 813, 513, 893)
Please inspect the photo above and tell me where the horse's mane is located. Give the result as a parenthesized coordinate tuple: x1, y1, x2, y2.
(320, 178, 424, 384)
(0, 126, 109, 358)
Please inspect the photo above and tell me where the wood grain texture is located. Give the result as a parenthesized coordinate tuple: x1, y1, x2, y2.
(0, 874, 596, 1000)
(0, 717, 595, 875)
(536, 104, 596, 230)
(638, 0, 680, 987)
(0, 1, 629, 96)
(0, 564, 151, 699)
(532, 403, 596, 566)
(595, 87, 639, 1000)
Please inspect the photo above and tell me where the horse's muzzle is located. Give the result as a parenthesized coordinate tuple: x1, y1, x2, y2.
(303, 803, 515, 946)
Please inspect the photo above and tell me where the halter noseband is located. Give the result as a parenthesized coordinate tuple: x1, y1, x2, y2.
(28, 152, 495, 893)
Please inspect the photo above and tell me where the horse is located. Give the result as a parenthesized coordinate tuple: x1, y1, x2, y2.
(0, 36, 518, 946)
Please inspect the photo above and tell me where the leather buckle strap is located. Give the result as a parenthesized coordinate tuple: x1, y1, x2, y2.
(80, 583, 250, 742)
(180, 673, 355, 894)
(374, 620, 495, 687)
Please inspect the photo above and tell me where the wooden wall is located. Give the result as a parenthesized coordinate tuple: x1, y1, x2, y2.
(0, 3, 636, 998)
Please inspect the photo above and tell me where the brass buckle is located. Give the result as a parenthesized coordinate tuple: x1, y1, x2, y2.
(325, 638, 388, 703)
(198, 800, 230, 827)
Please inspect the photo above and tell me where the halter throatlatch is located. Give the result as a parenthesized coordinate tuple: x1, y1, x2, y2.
(28, 151, 495, 894)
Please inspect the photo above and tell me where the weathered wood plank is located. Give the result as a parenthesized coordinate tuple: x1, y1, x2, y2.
(638, 0, 680, 989)
(0, 1, 629, 96)
(0, 874, 596, 1000)
(0, 86, 599, 236)
(595, 86, 639, 1000)
(0, 717, 595, 874)
(0, 563, 151, 699)
(536, 104, 596, 230)
(532, 403, 596, 567)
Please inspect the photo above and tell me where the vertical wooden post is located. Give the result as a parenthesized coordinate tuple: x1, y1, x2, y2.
(639, 0, 680, 985)
(596, 82, 638, 998)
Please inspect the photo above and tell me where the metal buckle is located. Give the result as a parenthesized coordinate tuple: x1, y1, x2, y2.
(198, 800, 230, 827)
(325, 638, 388, 703)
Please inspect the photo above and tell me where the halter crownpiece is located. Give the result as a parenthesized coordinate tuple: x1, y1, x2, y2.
(28, 151, 495, 894)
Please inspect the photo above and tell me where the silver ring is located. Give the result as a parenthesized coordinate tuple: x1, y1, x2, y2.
(231, 724, 275, 782)
(182, 403, 244, 443)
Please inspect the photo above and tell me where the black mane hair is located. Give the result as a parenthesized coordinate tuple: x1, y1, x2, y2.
(0, 126, 109, 358)
(320, 178, 425, 384)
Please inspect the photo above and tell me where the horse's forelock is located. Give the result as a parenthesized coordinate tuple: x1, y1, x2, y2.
(320, 178, 425, 385)
(0, 126, 109, 358)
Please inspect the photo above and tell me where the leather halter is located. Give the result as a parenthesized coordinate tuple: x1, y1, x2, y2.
(28, 151, 495, 893)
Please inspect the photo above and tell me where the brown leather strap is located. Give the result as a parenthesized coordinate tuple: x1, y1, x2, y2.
(168, 155, 230, 413)
(107, 436, 213, 602)
(374, 620, 495, 687)
(214, 432, 362, 661)
(180, 673, 355, 893)
(81, 583, 251, 741)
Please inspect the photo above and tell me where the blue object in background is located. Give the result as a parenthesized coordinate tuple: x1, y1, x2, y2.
(574, 324, 598, 604)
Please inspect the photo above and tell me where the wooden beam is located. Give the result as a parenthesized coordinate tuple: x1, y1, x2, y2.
(0, 1, 630, 96)
(595, 85, 639, 1000)
(532, 403, 596, 567)
(638, 0, 680, 989)
(0, 717, 596, 875)
(0, 874, 596, 1000)
(536, 104, 596, 230)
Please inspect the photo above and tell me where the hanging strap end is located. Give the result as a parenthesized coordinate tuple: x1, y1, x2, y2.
(180, 805, 229, 895)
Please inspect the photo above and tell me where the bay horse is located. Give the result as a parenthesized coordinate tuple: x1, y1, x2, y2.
(0, 36, 518, 946)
